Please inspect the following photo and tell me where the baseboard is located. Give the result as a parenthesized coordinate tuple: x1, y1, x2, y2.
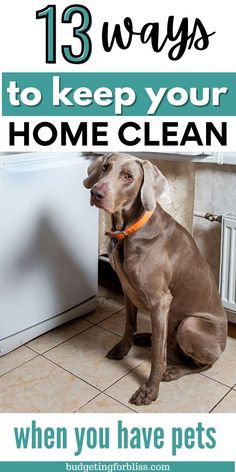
(226, 309, 236, 325)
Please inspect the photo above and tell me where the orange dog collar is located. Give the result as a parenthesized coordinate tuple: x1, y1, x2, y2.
(106, 209, 155, 240)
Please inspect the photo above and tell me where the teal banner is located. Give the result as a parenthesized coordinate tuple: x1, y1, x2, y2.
(2, 72, 236, 116)
(0, 462, 234, 472)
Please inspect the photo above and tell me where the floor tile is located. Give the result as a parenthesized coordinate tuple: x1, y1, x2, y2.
(106, 361, 229, 413)
(45, 325, 149, 391)
(0, 346, 37, 376)
(78, 393, 135, 413)
(26, 318, 92, 354)
(98, 309, 126, 336)
(201, 337, 236, 387)
(98, 285, 124, 304)
(211, 390, 236, 412)
(0, 356, 98, 413)
(99, 309, 151, 337)
(84, 295, 124, 324)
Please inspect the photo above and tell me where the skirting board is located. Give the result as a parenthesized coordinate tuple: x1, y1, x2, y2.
(226, 309, 236, 325)
(0, 296, 96, 356)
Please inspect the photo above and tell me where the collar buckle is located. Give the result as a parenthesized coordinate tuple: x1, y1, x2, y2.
(105, 209, 155, 241)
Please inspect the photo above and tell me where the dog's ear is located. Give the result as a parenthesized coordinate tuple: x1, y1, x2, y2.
(140, 160, 168, 211)
(83, 154, 111, 189)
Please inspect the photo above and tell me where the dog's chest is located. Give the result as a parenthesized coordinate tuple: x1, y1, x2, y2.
(108, 240, 147, 310)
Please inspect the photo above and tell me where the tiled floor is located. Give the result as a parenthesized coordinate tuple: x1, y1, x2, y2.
(0, 286, 236, 413)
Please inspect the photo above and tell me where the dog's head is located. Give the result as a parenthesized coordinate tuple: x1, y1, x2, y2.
(83, 153, 168, 213)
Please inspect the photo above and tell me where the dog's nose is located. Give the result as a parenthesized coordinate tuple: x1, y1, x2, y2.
(90, 187, 105, 199)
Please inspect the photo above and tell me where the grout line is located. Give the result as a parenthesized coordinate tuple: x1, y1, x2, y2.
(40, 317, 124, 357)
(27, 301, 125, 356)
(209, 385, 235, 413)
(84, 307, 125, 325)
(95, 320, 146, 342)
(103, 360, 145, 393)
(104, 391, 138, 413)
(34, 322, 95, 355)
(0, 353, 40, 379)
(40, 353, 103, 393)
(74, 390, 136, 414)
(42, 347, 146, 397)
(199, 371, 236, 389)
(73, 391, 102, 413)
(97, 322, 151, 353)
(96, 324, 124, 338)
(42, 351, 146, 413)
(26, 345, 43, 355)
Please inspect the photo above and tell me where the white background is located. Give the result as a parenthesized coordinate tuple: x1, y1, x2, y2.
(0, 413, 235, 462)
(0, 116, 234, 152)
(0, 0, 235, 73)
(0, 0, 236, 152)
(0, 3, 235, 464)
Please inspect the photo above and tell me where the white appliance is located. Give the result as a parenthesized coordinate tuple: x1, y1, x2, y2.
(219, 213, 236, 320)
(0, 153, 98, 355)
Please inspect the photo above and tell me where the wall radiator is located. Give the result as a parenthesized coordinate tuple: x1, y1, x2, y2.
(220, 213, 236, 315)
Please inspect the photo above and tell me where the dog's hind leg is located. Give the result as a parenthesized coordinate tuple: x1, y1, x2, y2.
(162, 362, 210, 381)
(162, 315, 225, 381)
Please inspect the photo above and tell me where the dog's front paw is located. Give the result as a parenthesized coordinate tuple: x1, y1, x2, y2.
(129, 384, 158, 406)
(106, 341, 131, 360)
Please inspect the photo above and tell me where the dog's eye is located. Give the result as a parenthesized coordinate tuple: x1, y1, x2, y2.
(124, 173, 133, 181)
(102, 164, 109, 172)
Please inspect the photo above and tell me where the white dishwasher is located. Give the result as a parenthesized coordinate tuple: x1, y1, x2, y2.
(0, 153, 98, 355)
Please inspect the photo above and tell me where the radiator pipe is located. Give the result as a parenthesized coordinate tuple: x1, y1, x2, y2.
(194, 211, 222, 223)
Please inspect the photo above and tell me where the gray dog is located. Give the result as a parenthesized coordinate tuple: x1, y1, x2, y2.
(84, 153, 227, 406)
